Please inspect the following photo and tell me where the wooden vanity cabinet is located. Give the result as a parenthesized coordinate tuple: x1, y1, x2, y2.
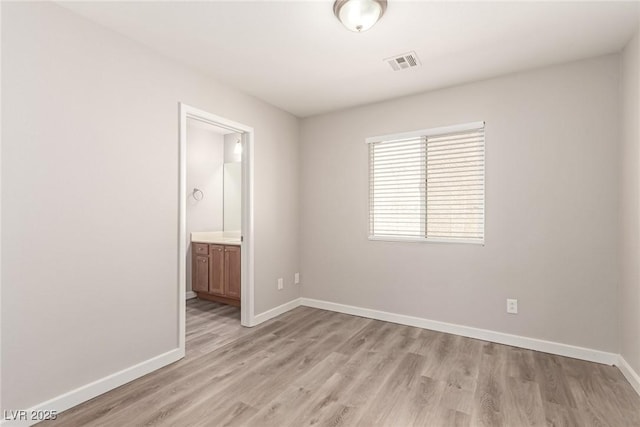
(192, 244, 209, 293)
(192, 243, 240, 307)
(209, 245, 225, 296)
(224, 245, 241, 299)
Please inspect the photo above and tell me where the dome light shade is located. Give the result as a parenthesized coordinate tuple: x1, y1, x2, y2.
(333, 0, 387, 32)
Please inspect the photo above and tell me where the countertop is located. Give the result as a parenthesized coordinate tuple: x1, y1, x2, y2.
(191, 231, 241, 246)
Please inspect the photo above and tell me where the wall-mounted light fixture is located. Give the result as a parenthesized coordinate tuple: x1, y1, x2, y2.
(234, 138, 242, 162)
(333, 0, 387, 32)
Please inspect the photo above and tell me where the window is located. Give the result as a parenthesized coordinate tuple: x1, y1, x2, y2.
(367, 121, 485, 244)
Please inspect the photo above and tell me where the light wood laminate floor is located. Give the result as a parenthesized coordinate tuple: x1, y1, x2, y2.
(44, 299, 640, 426)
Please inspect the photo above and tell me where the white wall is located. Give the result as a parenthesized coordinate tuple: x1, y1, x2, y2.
(300, 55, 620, 353)
(185, 119, 225, 292)
(1, 2, 300, 412)
(620, 30, 640, 375)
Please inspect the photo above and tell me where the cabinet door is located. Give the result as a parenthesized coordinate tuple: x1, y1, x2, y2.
(224, 245, 241, 299)
(193, 255, 209, 293)
(209, 245, 225, 296)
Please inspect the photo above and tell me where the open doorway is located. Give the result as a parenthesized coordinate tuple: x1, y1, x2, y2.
(178, 103, 255, 357)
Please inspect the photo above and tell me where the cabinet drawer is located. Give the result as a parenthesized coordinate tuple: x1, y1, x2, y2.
(193, 243, 209, 255)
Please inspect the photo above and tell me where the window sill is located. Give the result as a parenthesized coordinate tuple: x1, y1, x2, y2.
(368, 236, 484, 246)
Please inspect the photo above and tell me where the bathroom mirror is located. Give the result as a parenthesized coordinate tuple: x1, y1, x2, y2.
(223, 132, 242, 233)
(223, 162, 241, 232)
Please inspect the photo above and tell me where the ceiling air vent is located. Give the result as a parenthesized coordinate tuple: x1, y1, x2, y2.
(385, 51, 421, 71)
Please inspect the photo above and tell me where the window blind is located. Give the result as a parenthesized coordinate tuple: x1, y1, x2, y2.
(368, 123, 485, 243)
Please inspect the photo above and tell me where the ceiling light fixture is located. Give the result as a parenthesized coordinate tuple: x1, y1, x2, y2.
(333, 0, 387, 33)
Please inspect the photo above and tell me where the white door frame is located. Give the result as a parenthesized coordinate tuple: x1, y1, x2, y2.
(178, 103, 255, 354)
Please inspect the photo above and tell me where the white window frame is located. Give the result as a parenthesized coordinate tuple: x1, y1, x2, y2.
(366, 121, 485, 245)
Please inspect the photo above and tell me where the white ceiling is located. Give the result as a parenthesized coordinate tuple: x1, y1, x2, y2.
(59, 1, 639, 117)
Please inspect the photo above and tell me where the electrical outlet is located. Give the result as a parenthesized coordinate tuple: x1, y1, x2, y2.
(507, 299, 518, 314)
(294, 273, 300, 284)
(277, 278, 284, 290)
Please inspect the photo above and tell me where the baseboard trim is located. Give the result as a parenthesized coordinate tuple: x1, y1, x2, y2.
(1, 348, 183, 426)
(185, 291, 197, 300)
(253, 297, 302, 325)
(300, 298, 618, 366)
(617, 355, 640, 396)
